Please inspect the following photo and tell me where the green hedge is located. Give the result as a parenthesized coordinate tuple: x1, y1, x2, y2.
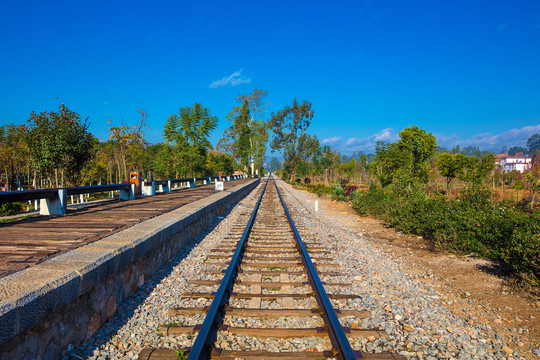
(352, 187, 540, 288)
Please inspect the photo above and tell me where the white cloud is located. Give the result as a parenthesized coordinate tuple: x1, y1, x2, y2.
(209, 70, 251, 89)
(343, 128, 399, 152)
(435, 124, 540, 151)
(334, 124, 540, 155)
(321, 136, 341, 145)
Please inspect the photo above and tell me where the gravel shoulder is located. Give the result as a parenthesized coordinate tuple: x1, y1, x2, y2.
(287, 183, 540, 359)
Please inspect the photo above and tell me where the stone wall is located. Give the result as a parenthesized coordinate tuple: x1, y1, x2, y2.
(0, 179, 259, 360)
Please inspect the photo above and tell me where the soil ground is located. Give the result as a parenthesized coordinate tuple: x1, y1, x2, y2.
(296, 188, 540, 359)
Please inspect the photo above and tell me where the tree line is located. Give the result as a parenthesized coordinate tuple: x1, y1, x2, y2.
(0, 89, 319, 191)
(274, 125, 540, 204)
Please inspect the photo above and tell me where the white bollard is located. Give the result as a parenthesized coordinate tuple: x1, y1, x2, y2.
(315, 200, 318, 212)
(215, 181, 224, 191)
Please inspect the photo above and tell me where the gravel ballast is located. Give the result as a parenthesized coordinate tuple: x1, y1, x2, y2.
(63, 178, 530, 359)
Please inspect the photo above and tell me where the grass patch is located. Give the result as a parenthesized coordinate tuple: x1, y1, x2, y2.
(266, 266, 286, 271)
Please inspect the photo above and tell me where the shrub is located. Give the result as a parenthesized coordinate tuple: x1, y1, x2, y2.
(351, 185, 540, 289)
(0, 202, 23, 216)
(332, 184, 346, 201)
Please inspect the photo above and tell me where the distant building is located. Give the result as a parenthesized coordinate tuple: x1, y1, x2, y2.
(495, 154, 532, 173)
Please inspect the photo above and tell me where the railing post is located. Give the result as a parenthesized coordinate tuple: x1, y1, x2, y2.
(120, 184, 136, 200)
(142, 181, 156, 196)
(40, 189, 67, 216)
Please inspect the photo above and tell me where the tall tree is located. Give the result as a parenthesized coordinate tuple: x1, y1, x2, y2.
(218, 89, 269, 174)
(269, 98, 314, 181)
(397, 125, 437, 183)
(0, 124, 27, 190)
(269, 157, 282, 172)
(527, 134, 540, 155)
(164, 103, 218, 177)
(26, 104, 94, 187)
(108, 109, 149, 181)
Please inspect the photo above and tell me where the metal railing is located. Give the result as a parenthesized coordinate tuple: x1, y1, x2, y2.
(0, 174, 245, 215)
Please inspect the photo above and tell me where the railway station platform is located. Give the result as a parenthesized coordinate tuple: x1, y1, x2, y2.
(0, 178, 259, 360)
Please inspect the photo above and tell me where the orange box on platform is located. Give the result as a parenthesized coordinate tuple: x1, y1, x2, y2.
(129, 171, 142, 195)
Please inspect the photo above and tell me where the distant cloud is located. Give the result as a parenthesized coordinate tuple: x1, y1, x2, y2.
(337, 124, 540, 154)
(436, 124, 540, 152)
(497, 24, 507, 32)
(209, 70, 251, 89)
(321, 136, 342, 146)
(343, 128, 399, 152)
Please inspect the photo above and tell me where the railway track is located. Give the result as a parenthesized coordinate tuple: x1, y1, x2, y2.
(139, 175, 404, 360)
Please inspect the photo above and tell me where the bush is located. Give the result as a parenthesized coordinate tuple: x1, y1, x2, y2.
(332, 184, 346, 201)
(351, 185, 540, 289)
(339, 178, 357, 196)
(0, 202, 23, 216)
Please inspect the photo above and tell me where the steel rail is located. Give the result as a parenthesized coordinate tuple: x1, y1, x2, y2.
(187, 177, 267, 360)
(271, 175, 361, 360)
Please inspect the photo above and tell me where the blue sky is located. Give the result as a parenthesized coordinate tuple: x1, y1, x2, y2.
(1, 0, 539, 155)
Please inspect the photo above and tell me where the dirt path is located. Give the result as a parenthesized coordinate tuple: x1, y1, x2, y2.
(307, 192, 540, 358)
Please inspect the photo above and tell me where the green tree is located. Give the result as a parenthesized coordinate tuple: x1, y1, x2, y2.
(508, 146, 527, 156)
(218, 89, 269, 175)
(269, 98, 314, 181)
(108, 109, 149, 182)
(26, 104, 95, 187)
(527, 134, 540, 155)
(297, 133, 319, 177)
(164, 103, 218, 177)
(523, 171, 540, 204)
(0, 124, 27, 190)
(148, 143, 176, 180)
(295, 160, 310, 180)
(397, 125, 437, 183)
(220, 100, 251, 172)
(460, 153, 496, 186)
(436, 153, 466, 196)
(269, 157, 281, 172)
(206, 150, 235, 176)
(371, 141, 412, 188)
